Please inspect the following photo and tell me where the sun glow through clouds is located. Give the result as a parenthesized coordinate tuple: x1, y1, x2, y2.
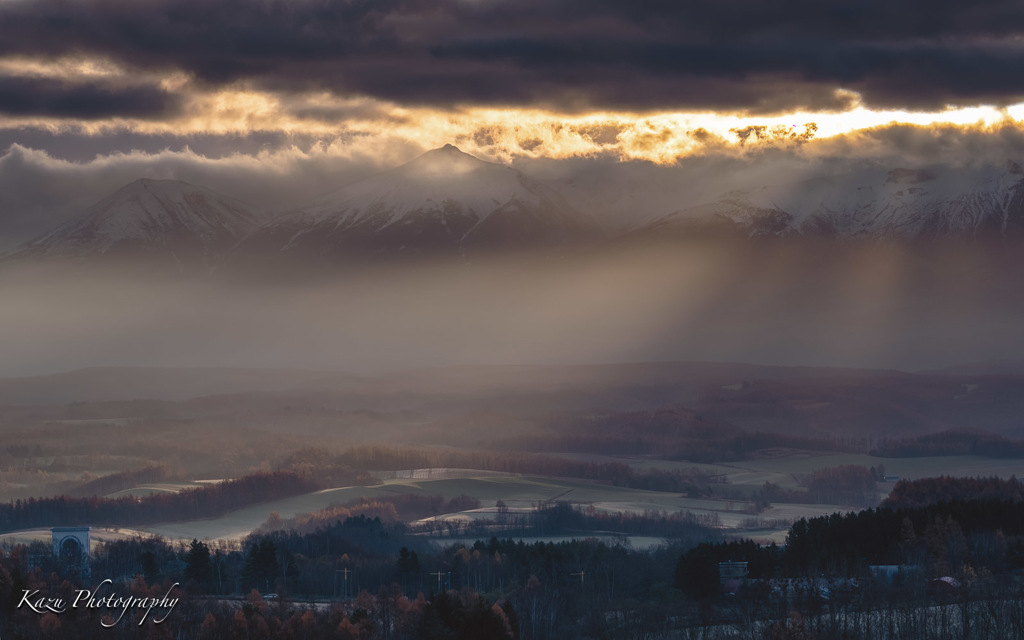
(0, 49, 1021, 164)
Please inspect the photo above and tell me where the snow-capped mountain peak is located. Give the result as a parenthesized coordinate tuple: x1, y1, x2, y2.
(642, 162, 1024, 241)
(299, 144, 557, 230)
(13, 178, 268, 270)
(402, 143, 486, 177)
(228, 145, 598, 266)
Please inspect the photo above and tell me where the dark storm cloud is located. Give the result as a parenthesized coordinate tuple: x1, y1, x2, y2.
(2, 0, 1024, 113)
(0, 75, 181, 119)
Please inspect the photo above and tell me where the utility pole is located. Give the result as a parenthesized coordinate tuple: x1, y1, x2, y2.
(571, 570, 586, 586)
(335, 568, 351, 599)
(429, 570, 452, 592)
(215, 549, 223, 594)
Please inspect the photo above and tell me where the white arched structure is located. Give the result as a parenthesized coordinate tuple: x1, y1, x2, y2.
(51, 527, 91, 574)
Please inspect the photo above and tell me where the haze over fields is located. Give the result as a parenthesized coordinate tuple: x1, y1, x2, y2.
(1, 359, 1023, 553)
(1, 0, 1023, 558)
(1, 142, 1024, 377)
(1, 0, 1023, 378)
(7, 4, 1024, 640)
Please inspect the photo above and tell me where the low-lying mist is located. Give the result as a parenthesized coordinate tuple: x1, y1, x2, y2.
(1, 238, 1021, 378)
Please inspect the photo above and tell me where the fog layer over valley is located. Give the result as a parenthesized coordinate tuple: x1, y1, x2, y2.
(2, 235, 1023, 377)
(3, 145, 1024, 539)
(3, 145, 1024, 376)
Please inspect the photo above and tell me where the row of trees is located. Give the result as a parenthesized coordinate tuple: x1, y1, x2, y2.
(328, 444, 732, 493)
(0, 471, 325, 531)
(871, 428, 1024, 458)
(6, 493, 1024, 638)
(785, 499, 1024, 576)
(67, 464, 169, 498)
(406, 501, 723, 543)
(0, 561, 517, 640)
(1, 524, 692, 638)
(882, 475, 1024, 509)
(752, 465, 880, 510)
(506, 409, 858, 462)
(257, 494, 483, 535)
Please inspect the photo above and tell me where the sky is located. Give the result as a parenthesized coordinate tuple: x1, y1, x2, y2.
(2, 1, 1024, 377)
(1, 1, 1024, 161)
(1, 0, 1024, 246)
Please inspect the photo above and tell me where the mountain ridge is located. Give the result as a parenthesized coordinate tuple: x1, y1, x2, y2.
(9, 178, 269, 272)
(8, 150, 1024, 277)
(640, 162, 1024, 242)
(224, 144, 599, 269)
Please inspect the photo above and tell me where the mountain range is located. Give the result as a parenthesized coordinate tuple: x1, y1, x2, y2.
(638, 162, 1024, 241)
(228, 144, 597, 270)
(9, 178, 269, 272)
(5, 146, 1024, 275)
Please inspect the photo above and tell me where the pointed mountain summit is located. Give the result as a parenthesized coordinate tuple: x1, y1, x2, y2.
(12, 179, 268, 271)
(229, 145, 598, 267)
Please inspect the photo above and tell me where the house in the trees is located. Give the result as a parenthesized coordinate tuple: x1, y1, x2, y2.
(719, 561, 748, 594)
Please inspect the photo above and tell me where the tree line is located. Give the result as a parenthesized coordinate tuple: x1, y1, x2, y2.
(0, 471, 325, 532)
(871, 428, 1024, 458)
(5, 492, 1024, 638)
(882, 475, 1024, 509)
(784, 498, 1024, 576)
(328, 444, 725, 492)
(504, 408, 860, 462)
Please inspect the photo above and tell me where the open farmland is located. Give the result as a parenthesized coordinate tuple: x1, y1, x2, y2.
(4, 453, 1020, 549)
(134, 469, 852, 543)
(582, 451, 1024, 490)
(106, 480, 223, 498)
(0, 526, 155, 549)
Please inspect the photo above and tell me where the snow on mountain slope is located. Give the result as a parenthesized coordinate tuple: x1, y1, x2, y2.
(547, 162, 710, 231)
(12, 179, 268, 269)
(231, 145, 598, 265)
(303, 144, 549, 227)
(643, 162, 1024, 241)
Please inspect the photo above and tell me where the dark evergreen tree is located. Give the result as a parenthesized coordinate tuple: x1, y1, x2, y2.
(674, 544, 720, 600)
(140, 550, 160, 583)
(397, 546, 420, 591)
(184, 538, 212, 589)
(243, 538, 280, 593)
